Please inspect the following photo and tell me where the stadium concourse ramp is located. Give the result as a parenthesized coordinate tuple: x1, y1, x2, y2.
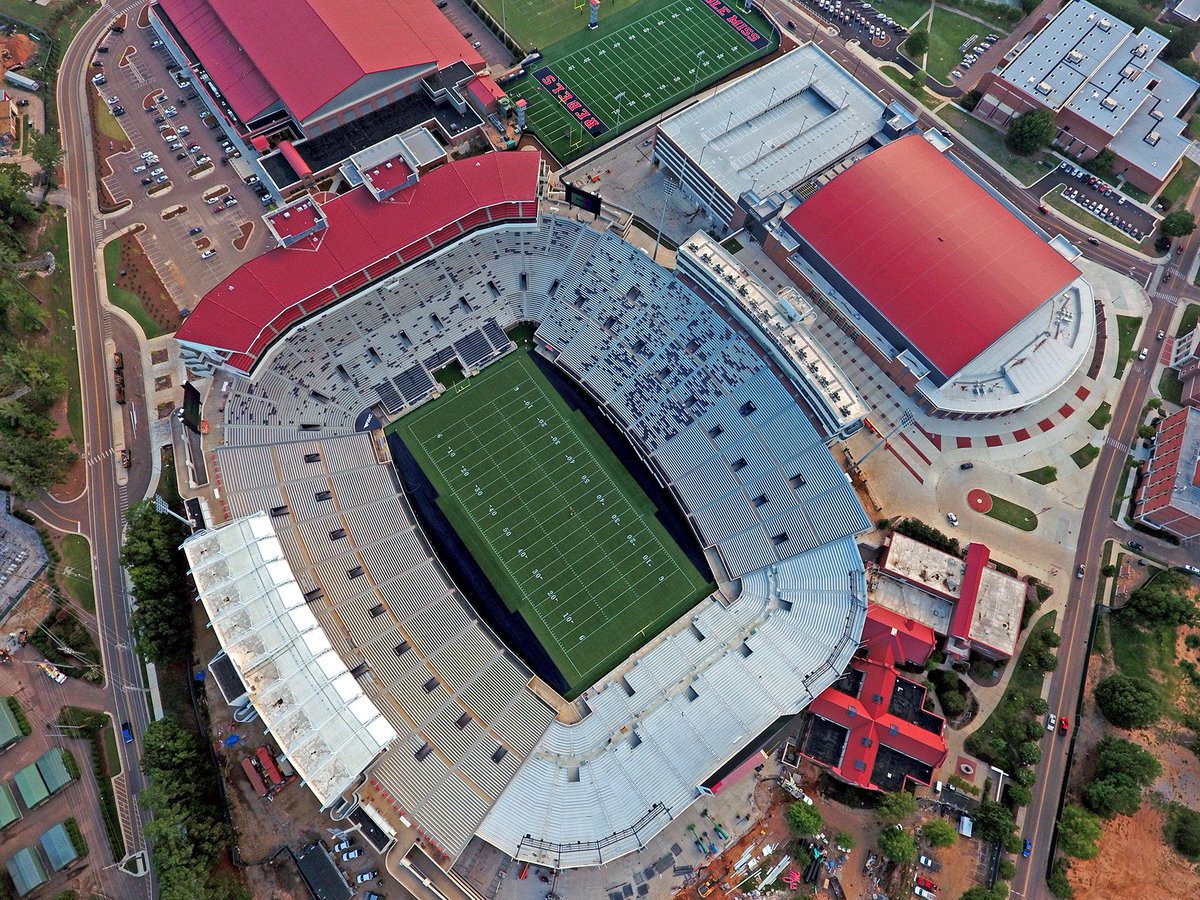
(189, 212, 871, 868)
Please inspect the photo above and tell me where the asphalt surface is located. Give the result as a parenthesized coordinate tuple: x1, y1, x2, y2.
(30, 1, 158, 893)
(1032, 165, 1157, 242)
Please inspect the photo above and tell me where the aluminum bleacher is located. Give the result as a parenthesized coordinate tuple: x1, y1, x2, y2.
(196, 210, 871, 871)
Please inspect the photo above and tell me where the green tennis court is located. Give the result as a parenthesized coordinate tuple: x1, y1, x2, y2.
(391, 352, 712, 696)
(507, 0, 776, 162)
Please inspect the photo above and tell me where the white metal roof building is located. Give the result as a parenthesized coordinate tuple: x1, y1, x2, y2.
(653, 43, 913, 232)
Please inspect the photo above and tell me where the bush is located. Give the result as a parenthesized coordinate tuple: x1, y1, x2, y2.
(894, 519, 960, 556)
(998, 857, 1017, 880)
(787, 801, 823, 837)
(949, 774, 979, 795)
(1048, 857, 1074, 898)
(1006, 109, 1055, 155)
(960, 89, 981, 111)
(1094, 674, 1162, 729)
(1166, 804, 1200, 859)
(1006, 782, 1032, 807)
(1123, 572, 1196, 627)
(5, 697, 30, 736)
(834, 830, 856, 850)
(1029, 697, 1049, 716)
(63, 818, 88, 859)
(56, 708, 124, 861)
(60, 747, 80, 781)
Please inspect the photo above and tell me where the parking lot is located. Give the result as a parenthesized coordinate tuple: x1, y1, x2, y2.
(798, 0, 909, 58)
(1033, 162, 1158, 244)
(89, 19, 271, 309)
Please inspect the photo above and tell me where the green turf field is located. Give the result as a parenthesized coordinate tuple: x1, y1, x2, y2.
(508, 0, 776, 162)
(391, 352, 713, 696)
(478, 0, 649, 48)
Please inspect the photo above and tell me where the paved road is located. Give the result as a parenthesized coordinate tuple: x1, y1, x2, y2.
(46, 1, 156, 893)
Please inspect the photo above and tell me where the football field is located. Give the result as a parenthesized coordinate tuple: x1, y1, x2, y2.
(507, 0, 776, 162)
(392, 352, 712, 696)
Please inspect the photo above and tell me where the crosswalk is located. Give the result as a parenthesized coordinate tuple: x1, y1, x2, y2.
(1105, 435, 1130, 452)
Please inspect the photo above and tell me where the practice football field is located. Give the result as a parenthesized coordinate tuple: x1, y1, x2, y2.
(507, 0, 776, 162)
(475, 0, 648, 49)
(392, 352, 713, 696)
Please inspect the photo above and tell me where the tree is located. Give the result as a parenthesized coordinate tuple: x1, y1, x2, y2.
(30, 131, 64, 189)
(1028, 696, 1050, 716)
(1089, 148, 1116, 179)
(1057, 805, 1102, 859)
(121, 501, 192, 663)
(1006, 109, 1055, 155)
(1016, 741, 1042, 767)
(1048, 858, 1075, 898)
(998, 857, 1017, 880)
(974, 800, 1016, 844)
(834, 830, 856, 850)
(1164, 22, 1200, 61)
(1005, 781, 1032, 808)
(786, 801, 823, 837)
(1094, 735, 1161, 785)
(1123, 572, 1196, 626)
(876, 827, 916, 862)
(1094, 674, 1162, 729)
(961, 885, 1008, 900)
(904, 28, 929, 57)
(1014, 767, 1037, 788)
(1101, 564, 1118, 578)
(1083, 773, 1143, 818)
(922, 818, 957, 848)
(938, 688, 966, 716)
(876, 790, 918, 824)
(1162, 210, 1197, 237)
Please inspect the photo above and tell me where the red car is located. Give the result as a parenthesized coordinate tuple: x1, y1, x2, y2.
(915, 875, 939, 891)
(1059, 716, 1069, 735)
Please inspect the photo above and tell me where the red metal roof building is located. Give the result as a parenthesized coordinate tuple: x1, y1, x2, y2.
(781, 135, 1080, 382)
(176, 153, 542, 373)
(153, 0, 483, 134)
(799, 607, 946, 792)
(1135, 405, 1200, 539)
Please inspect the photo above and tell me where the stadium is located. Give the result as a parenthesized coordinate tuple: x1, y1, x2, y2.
(178, 149, 872, 879)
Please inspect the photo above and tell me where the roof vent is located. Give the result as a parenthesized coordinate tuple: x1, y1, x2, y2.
(1035, 81, 1052, 95)
(1134, 42, 1149, 57)
(1098, 17, 1113, 30)
(386, 161, 393, 168)
(283, 211, 291, 218)
(1102, 97, 1119, 110)
(1146, 131, 1161, 146)
(1122, 66, 1137, 79)
(1151, 108, 1164, 120)
(1068, 49, 1084, 63)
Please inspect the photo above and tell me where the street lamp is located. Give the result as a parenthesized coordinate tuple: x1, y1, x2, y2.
(614, 91, 626, 133)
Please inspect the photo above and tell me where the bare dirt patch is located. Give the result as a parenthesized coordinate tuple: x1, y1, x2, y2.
(0, 33, 38, 78)
(147, 181, 171, 196)
(138, 5, 152, 28)
(161, 204, 187, 220)
(1069, 803, 1200, 899)
(195, 236, 212, 251)
(151, 348, 169, 365)
(115, 230, 183, 332)
(233, 221, 253, 251)
(119, 46, 135, 67)
(156, 400, 174, 418)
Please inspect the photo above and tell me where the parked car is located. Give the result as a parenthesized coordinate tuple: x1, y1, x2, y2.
(141, 150, 156, 159)
(1184, 564, 1200, 575)
(1023, 839, 1032, 858)
(149, 167, 164, 176)
(341, 849, 362, 861)
(175, 152, 188, 161)
(188, 144, 202, 153)
(1128, 541, 1143, 551)
(200, 249, 216, 259)
(959, 462, 973, 470)
(946, 512, 959, 527)
(196, 155, 210, 164)
(121, 722, 133, 743)
(332, 839, 351, 853)
(113, 106, 125, 116)
(189, 226, 203, 236)
(154, 175, 168, 184)
(97, 46, 109, 54)
(150, 39, 163, 48)
(204, 195, 221, 205)
(225, 197, 238, 207)
(1046, 713, 1057, 731)
(132, 164, 146, 173)
(140, 177, 152, 185)
(355, 872, 378, 884)
(1059, 716, 1069, 734)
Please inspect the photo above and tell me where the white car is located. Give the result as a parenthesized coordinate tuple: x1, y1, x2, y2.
(1046, 713, 1057, 731)
(200, 248, 216, 259)
(204, 195, 221, 204)
(1138, 347, 1148, 361)
(132, 164, 146, 173)
(149, 167, 164, 176)
(946, 512, 959, 527)
(224, 197, 238, 207)
(140, 150, 156, 159)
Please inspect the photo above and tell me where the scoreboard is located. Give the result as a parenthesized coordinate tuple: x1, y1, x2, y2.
(566, 183, 603, 215)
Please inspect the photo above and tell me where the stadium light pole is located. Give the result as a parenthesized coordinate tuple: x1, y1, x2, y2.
(614, 91, 626, 133)
(692, 50, 705, 96)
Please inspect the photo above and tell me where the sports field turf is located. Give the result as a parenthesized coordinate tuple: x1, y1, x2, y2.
(506, 0, 776, 162)
(476, 0, 648, 48)
(392, 352, 713, 696)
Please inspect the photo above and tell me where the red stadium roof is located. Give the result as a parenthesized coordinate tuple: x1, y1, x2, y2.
(157, 0, 484, 123)
(176, 153, 541, 364)
(784, 135, 1079, 377)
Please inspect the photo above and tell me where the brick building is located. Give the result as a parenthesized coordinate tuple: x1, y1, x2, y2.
(1135, 405, 1200, 540)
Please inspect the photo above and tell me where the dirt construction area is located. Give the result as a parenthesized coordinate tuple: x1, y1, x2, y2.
(1067, 802, 1200, 898)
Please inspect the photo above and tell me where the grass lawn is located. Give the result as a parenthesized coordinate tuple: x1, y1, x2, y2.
(927, 6, 1006, 83)
(983, 493, 1038, 531)
(25, 210, 83, 448)
(1110, 614, 1177, 699)
(881, 65, 943, 110)
(968, 611, 1057, 763)
(508, 0, 775, 162)
(1115, 313, 1143, 377)
(1071, 443, 1099, 468)
(1111, 455, 1138, 519)
(1088, 400, 1112, 430)
(1177, 302, 1199, 337)
(93, 96, 127, 142)
(391, 351, 712, 696)
(1159, 158, 1200, 211)
(61, 534, 95, 613)
(103, 239, 166, 339)
(1019, 465, 1058, 485)
(476, 0, 643, 48)
(938, 105, 1053, 186)
(873, 0, 932, 28)
(1044, 185, 1144, 251)
(1159, 367, 1183, 406)
(1118, 181, 1151, 203)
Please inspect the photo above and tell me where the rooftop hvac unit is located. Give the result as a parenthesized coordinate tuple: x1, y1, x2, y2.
(1102, 97, 1118, 110)
(1068, 50, 1084, 63)
(1134, 43, 1149, 57)
(1098, 17, 1113, 30)
(1036, 81, 1052, 95)
(1146, 131, 1161, 145)
(1151, 109, 1164, 120)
